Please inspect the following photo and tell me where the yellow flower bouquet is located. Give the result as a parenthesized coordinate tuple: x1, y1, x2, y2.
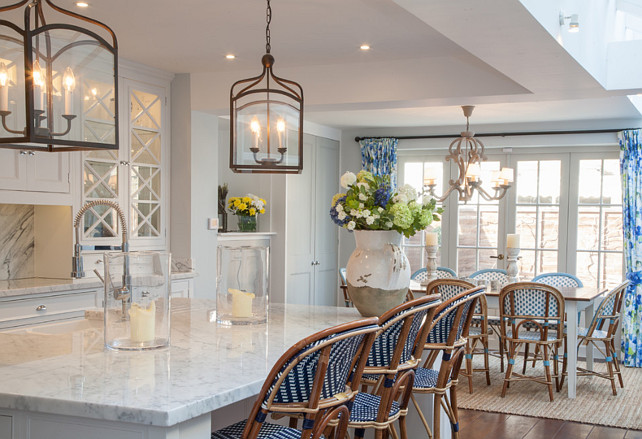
(228, 194, 266, 217)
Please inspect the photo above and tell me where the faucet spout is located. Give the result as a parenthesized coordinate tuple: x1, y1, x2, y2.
(72, 200, 129, 279)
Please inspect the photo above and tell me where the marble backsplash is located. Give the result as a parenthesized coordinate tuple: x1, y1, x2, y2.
(0, 204, 35, 280)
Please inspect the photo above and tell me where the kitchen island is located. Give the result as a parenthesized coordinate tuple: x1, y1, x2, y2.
(0, 300, 365, 439)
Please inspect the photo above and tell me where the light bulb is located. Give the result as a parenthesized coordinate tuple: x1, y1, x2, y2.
(465, 162, 482, 180)
(0, 63, 8, 87)
(32, 60, 44, 87)
(499, 167, 514, 183)
(250, 118, 260, 133)
(63, 67, 75, 92)
(276, 119, 285, 132)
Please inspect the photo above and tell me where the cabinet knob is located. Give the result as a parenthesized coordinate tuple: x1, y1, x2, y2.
(19, 150, 27, 155)
(120, 161, 130, 166)
(36, 304, 47, 312)
(28, 151, 35, 156)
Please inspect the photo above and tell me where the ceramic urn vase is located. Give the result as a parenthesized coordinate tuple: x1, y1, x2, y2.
(346, 230, 411, 317)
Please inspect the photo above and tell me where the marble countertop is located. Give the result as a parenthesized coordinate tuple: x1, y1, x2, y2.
(0, 271, 197, 298)
(0, 300, 362, 427)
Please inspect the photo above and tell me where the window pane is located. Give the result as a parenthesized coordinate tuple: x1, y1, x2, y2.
(538, 250, 558, 274)
(404, 162, 422, 196)
(479, 248, 498, 270)
(539, 208, 559, 249)
(578, 160, 602, 203)
(479, 206, 499, 247)
(602, 208, 623, 251)
(458, 205, 477, 246)
(479, 162, 500, 205)
(602, 159, 621, 205)
(539, 161, 561, 204)
(577, 206, 600, 250)
(404, 246, 423, 274)
(576, 251, 599, 287)
(516, 161, 538, 204)
(423, 162, 444, 201)
(516, 207, 537, 249)
(603, 253, 623, 289)
(457, 248, 477, 276)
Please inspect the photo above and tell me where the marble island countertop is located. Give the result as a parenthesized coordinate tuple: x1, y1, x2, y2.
(0, 300, 362, 427)
(0, 271, 197, 298)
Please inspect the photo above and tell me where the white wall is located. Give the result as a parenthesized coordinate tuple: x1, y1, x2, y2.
(170, 74, 219, 298)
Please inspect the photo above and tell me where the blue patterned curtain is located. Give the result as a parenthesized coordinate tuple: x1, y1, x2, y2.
(619, 129, 642, 367)
(359, 138, 399, 188)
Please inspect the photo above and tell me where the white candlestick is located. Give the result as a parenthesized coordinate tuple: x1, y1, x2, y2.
(423, 244, 438, 286)
(129, 301, 156, 343)
(230, 289, 254, 318)
(64, 89, 72, 115)
(506, 247, 521, 283)
(507, 234, 520, 248)
(426, 232, 438, 246)
(0, 86, 8, 112)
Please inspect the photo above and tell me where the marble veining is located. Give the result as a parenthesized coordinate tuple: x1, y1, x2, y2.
(0, 301, 363, 427)
(0, 204, 35, 281)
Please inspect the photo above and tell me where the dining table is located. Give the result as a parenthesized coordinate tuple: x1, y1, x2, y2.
(408, 280, 606, 399)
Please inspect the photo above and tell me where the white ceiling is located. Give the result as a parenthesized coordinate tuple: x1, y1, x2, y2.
(55, 0, 642, 130)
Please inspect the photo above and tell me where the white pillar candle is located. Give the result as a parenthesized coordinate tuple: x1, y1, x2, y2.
(507, 234, 521, 248)
(426, 232, 438, 246)
(129, 301, 156, 343)
(230, 288, 255, 318)
(64, 89, 72, 115)
(0, 87, 7, 112)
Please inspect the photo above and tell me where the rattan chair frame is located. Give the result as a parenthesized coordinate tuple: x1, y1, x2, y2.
(499, 282, 565, 402)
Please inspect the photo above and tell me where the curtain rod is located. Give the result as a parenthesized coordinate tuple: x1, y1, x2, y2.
(353, 127, 639, 143)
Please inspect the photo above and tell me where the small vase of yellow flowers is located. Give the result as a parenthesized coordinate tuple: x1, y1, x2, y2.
(228, 194, 266, 232)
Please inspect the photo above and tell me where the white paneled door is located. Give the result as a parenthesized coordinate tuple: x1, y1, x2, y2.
(286, 134, 339, 306)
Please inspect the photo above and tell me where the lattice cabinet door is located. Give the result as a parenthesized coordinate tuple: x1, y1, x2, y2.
(81, 78, 121, 243)
(126, 83, 167, 248)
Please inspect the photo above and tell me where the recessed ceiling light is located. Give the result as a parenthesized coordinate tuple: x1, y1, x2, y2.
(75, 1, 89, 7)
(225, 54, 236, 60)
(360, 44, 370, 51)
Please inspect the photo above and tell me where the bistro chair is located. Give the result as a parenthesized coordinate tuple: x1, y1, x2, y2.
(345, 294, 441, 439)
(560, 280, 629, 395)
(426, 279, 491, 393)
(411, 267, 458, 282)
(469, 268, 509, 284)
(339, 267, 352, 307)
(211, 317, 379, 439)
(499, 282, 565, 402)
(410, 286, 484, 439)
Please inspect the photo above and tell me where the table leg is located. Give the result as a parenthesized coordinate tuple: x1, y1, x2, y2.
(566, 301, 578, 399)
(584, 303, 594, 371)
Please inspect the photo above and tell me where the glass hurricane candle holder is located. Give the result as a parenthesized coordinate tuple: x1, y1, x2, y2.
(103, 251, 171, 351)
(217, 244, 269, 325)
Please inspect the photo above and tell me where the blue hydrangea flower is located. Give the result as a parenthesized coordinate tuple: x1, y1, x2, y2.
(374, 185, 391, 208)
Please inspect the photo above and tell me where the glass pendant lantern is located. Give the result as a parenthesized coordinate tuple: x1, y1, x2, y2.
(0, 0, 118, 152)
(230, 0, 303, 174)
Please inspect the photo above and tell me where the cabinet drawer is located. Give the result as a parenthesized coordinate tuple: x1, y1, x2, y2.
(0, 290, 98, 324)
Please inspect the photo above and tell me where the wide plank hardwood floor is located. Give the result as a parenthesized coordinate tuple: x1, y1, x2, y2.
(459, 409, 642, 438)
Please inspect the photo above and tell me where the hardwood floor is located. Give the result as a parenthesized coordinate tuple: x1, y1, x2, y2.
(459, 409, 642, 438)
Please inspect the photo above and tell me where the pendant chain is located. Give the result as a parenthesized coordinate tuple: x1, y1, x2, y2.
(265, 0, 272, 54)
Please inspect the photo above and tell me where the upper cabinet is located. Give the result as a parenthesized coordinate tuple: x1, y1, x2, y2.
(80, 77, 169, 250)
(0, 149, 70, 193)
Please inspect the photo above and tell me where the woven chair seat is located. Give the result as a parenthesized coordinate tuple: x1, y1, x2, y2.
(349, 392, 400, 423)
(412, 367, 451, 389)
(564, 326, 609, 339)
(212, 420, 324, 439)
(505, 328, 559, 341)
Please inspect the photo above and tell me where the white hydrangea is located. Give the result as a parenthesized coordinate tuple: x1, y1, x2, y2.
(399, 184, 418, 201)
(338, 211, 347, 220)
(378, 207, 384, 213)
(350, 209, 358, 216)
(385, 221, 393, 228)
(356, 182, 369, 190)
(393, 193, 408, 204)
(358, 193, 367, 201)
(347, 221, 356, 231)
(363, 209, 371, 217)
(336, 204, 344, 212)
(359, 203, 364, 209)
(366, 216, 375, 225)
(340, 172, 357, 189)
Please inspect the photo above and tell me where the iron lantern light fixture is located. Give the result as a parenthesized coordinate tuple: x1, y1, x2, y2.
(230, 0, 303, 174)
(425, 105, 514, 203)
(0, 0, 118, 152)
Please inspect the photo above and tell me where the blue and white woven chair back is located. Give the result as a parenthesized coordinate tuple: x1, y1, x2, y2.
(470, 268, 508, 284)
(586, 280, 629, 335)
(500, 282, 564, 336)
(426, 287, 484, 346)
(263, 322, 379, 408)
(437, 267, 457, 279)
(532, 272, 583, 288)
(367, 296, 440, 369)
(427, 278, 478, 314)
(411, 268, 428, 282)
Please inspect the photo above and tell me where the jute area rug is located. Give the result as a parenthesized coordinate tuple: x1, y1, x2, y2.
(457, 355, 642, 430)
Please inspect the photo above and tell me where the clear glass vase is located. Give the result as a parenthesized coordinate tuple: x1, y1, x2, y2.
(217, 245, 268, 325)
(238, 215, 257, 232)
(103, 251, 171, 350)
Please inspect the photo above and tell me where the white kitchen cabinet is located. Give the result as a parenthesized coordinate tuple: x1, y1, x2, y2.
(0, 288, 99, 330)
(171, 278, 193, 298)
(286, 134, 339, 306)
(0, 149, 69, 193)
(79, 77, 170, 251)
(0, 414, 11, 439)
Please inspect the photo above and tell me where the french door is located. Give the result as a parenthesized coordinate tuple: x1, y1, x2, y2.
(398, 147, 623, 289)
